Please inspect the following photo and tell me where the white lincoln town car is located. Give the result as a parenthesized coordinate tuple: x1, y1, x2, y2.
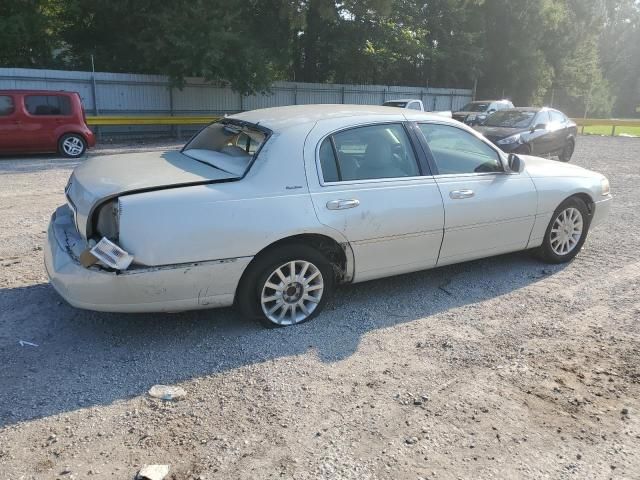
(45, 105, 611, 326)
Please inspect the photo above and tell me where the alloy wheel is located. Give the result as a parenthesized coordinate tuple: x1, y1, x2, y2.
(62, 136, 85, 157)
(260, 260, 324, 325)
(550, 207, 583, 255)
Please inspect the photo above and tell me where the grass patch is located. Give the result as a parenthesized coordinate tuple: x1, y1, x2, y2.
(581, 125, 640, 137)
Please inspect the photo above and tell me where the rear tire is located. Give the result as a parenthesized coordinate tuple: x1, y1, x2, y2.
(236, 244, 335, 327)
(559, 139, 575, 162)
(58, 133, 87, 158)
(535, 196, 591, 264)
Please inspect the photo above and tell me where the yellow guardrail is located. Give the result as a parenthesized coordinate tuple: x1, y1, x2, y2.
(572, 118, 640, 127)
(572, 118, 640, 136)
(86, 115, 220, 126)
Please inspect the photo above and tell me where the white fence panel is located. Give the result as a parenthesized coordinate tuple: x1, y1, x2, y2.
(0, 67, 472, 138)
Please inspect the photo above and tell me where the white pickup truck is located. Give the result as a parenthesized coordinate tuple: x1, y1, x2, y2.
(382, 99, 452, 118)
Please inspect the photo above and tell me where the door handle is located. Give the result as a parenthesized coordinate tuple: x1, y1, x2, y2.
(449, 189, 475, 199)
(326, 199, 360, 210)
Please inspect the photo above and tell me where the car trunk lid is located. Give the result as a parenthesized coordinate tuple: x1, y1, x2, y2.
(67, 150, 239, 239)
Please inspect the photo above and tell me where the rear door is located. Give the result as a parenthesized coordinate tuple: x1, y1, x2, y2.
(23, 94, 73, 150)
(416, 122, 537, 265)
(304, 120, 445, 282)
(0, 94, 22, 151)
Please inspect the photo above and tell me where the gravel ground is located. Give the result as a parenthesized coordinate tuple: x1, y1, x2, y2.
(0, 137, 639, 479)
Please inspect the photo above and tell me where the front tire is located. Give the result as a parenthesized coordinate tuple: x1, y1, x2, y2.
(536, 197, 590, 264)
(58, 133, 87, 158)
(236, 244, 335, 327)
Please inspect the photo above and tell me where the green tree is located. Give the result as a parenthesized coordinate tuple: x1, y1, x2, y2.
(54, 0, 295, 93)
(0, 0, 58, 67)
(600, 0, 640, 116)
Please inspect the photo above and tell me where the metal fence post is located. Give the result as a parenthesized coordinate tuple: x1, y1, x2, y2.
(341, 86, 346, 104)
(169, 86, 176, 139)
(294, 85, 298, 105)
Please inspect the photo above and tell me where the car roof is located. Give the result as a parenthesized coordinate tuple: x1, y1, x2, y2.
(383, 99, 420, 103)
(230, 104, 453, 132)
(468, 99, 511, 104)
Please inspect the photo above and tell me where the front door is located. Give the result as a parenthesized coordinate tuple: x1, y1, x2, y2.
(305, 121, 445, 282)
(530, 111, 554, 155)
(548, 110, 569, 154)
(416, 122, 537, 265)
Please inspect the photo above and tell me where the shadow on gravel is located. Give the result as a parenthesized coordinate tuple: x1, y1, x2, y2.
(0, 251, 565, 427)
(0, 154, 83, 173)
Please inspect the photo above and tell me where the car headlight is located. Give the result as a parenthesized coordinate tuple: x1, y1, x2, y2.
(497, 134, 522, 145)
(600, 177, 610, 196)
(94, 199, 120, 240)
(467, 114, 476, 121)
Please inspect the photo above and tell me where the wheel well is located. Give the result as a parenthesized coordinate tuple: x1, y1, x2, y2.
(251, 234, 348, 281)
(568, 193, 594, 216)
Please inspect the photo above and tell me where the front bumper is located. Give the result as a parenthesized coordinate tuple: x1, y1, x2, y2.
(590, 195, 612, 229)
(45, 205, 251, 313)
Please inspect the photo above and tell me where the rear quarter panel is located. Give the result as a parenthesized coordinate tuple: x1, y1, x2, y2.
(117, 124, 349, 266)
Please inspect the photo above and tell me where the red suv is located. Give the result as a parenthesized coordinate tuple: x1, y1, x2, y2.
(0, 90, 96, 158)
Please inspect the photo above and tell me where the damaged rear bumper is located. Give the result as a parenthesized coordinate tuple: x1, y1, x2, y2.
(44, 205, 252, 313)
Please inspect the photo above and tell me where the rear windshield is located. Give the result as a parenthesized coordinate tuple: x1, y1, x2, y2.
(383, 101, 408, 108)
(183, 122, 267, 176)
(461, 102, 489, 112)
(484, 111, 536, 128)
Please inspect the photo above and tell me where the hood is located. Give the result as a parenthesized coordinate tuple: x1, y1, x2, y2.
(474, 125, 529, 140)
(520, 155, 596, 178)
(66, 150, 238, 239)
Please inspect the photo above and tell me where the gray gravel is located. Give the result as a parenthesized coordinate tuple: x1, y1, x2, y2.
(0, 136, 639, 479)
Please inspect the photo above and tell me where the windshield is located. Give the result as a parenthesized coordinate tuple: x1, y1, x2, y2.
(483, 111, 536, 128)
(461, 102, 489, 112)
(183, 122, 267, 176)
(383, 101, 408, 108)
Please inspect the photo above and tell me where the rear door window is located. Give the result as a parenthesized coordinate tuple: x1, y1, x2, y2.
(0, 96, 15, 116)
(319, 123, 420, 182)
(25, 95, 72, 116)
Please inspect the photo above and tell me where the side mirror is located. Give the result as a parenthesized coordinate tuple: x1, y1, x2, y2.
(532, 123, 547, 131)
(508, 153, 525, 173)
